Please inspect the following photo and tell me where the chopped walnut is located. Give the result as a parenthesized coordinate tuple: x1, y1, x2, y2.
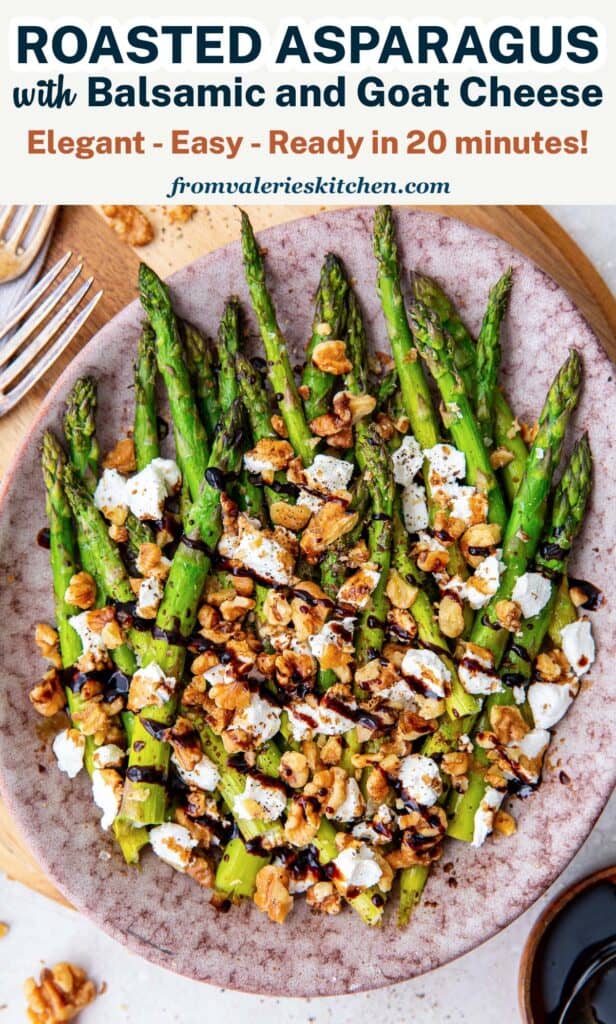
(496, 599, 522, 632)
(490, 705, 528, 745)
(284, 796, 321, 845)
(320, 736, 343, 765)
(64, 572, 97, 610)
(102, 437, 136, 474)
(190, 651, 219, 676)
(460, 522, 502, 567)
(271, 414, 288, 437)
(219, 594, 255, 622)
(489, 446, 515, 470)
(520, 421, 539, 445)
(387, 607, 418, 644)
(34, 623, 62, 668)
(413, 538, 450, 574)
(311, 340, 352, 375)
(245, 438, 294, 471)
(102, 204, 154, 246)
(100, 620, 125, 650)
(279, 750, 310, 788)
(136, 543, 169, 580)
(535, 650, 567, 682)
(186, 855, 215, 889)
(300, 502, 358, 562)
(337, 566, 380, 611)
(166, 205, 196, 224)
(269, 502, 312, 531)
(306, 881, 342, 915)
(262, 589, 293, 628)
(365, 766, 391, 803)
(165, 717, 203, 770)
(290, 582, 331, 640)
(29, 670, 65, 717)
(73, 698, 121, 745)
(253, 865, 294, 924)
(275, 649, 316, 693)
(385, 570, 418, 610)
(109, 523, 128, 543)
(437, 594, 464, 639)
(493, 809, 517, 836)
(441, 751, 470, 777)
(24, 962, 97, 1024)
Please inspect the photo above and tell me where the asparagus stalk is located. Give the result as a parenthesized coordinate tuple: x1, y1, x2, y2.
(410, 302, 508, 531)
(217, 297, 241, 411)
(475, 269, 513, 447)
(139, 263, 210, 502)
(413, 270, 527, 502)
(120, 402, 244, 825)
(240, 210, 314, 466)
(41, 433, 81, 667)
(182, 321, 221, 441)
(133, 324, 160, 470)
(63, 377, 100, 495)
(448, 433, 591, 841)
(470, 350, 582, 662)
(301, 253, 349, 421)
(373, 207, 440, 451)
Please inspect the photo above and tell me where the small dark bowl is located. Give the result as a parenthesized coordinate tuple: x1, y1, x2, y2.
(519, 865, 616, 1023)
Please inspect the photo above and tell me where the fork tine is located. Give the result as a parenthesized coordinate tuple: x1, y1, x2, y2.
(0, 262, 83, 365)
(10, 205, 36, 248)
(0, 290, 103, 416)
(0, 276, 94, 389)
(0, 205, 16, 238)
(0, 251, 72, 343)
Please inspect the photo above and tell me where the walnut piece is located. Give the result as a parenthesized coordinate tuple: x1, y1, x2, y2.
(493, 809, 517, 836)
(102, 204, 154, 246)
(311, 340, 352, 375)
(64, 572, 97, 610)
(253, 865, 294, 923)
(306, 881, 342, 915)
(245, 438, 294, 471)
(279, 751, 310, 788)
(438, 594, 465, 639)
(489, 446, 515, 470)
(385, 570, 418, 610)
(269, 502, 312, 531)
(460, 522, 502, 567)
(495, 599, 522, 632)
(300, 501, 358, 562)
(166, 205, 196, 224)
(24, 962, 97, 1024)
(102, 437, 136, 474)
(29, 670, 65, 717)
(34, 623, 62, 668)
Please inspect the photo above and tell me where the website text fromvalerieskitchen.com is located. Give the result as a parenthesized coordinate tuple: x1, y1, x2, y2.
(2, 4, 615, 204)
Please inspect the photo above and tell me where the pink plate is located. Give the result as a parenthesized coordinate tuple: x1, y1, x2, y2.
(0, 208, 614, 996)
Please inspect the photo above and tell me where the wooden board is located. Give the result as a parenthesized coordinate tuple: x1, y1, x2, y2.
(1, 204, 614, 907)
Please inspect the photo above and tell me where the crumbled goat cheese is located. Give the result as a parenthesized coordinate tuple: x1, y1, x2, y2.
(463, 553, 506, 610)
(286, 699, 357, 741)
(331, 778, 364, 822)
(52, 729, 85, 779)
(528, 681, 574, 730)
(92, 744, 125, 770)
(332, 844, 383, 890)
(243, 452, 278, 474)
(536, 447, 545, 460)
(218, 518, 295, 586)
(304, 454, 354, 494)
(398, 754, 442, 807)
(471, 787, 505, 847)
(203, 662, 235, 687)
(401, 482, 429, 532)
(459, 646, 503, 695)
(69, 611, 108, 663)
(129, 662, 177, 710)
(392, 436, 424, 486)
(561, 619, 595, 676)
(232, 693, 282, 744)
(135, 576, 164, 618)
(149, 822, 197, 871)
(94, 468, 128, 516)
(308, 618, 356, 661)
(443, 483, 479, 525)
(378, 678, 416, 710)
(126, 459, 179, 520)
(424, 443, 466, 485)
(513, 686, 526, 705)
(172, 752, 220, 792)
(417, 530, 449, 558)
(297, 490, 325, 513)
(400, 648, 451, 699)
(515, 728, 551, 761)
(91, 769, 122, 830)
(233, 776, 287, 821)
(511, 572, 552, 619)
(336, 569, 380, 610)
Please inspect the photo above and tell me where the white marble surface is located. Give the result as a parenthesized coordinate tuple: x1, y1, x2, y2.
(0, 206, 614, 1023)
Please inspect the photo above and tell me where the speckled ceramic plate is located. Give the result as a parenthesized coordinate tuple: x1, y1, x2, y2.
(0, 208, 614, 997)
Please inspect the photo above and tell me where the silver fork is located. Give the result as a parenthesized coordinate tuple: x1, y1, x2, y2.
(0, 253, 103, 417)
(0, 205, 58, 283)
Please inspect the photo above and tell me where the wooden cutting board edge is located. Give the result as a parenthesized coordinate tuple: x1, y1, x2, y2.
(0, 203, 614, 909)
